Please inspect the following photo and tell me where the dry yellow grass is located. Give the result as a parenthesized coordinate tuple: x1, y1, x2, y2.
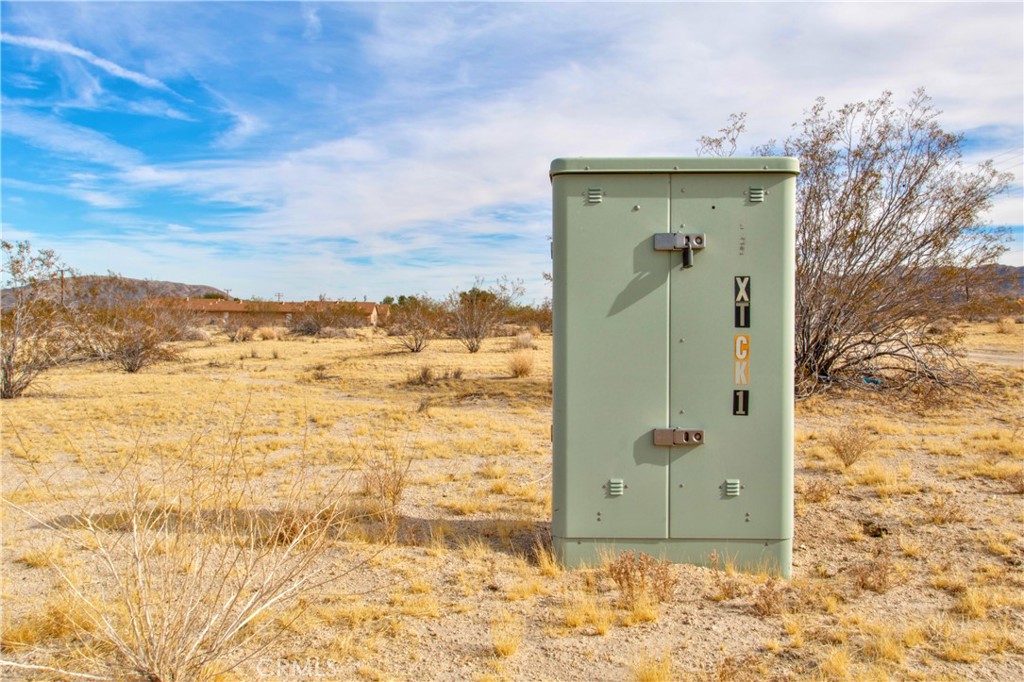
(2, 325, 1022, 680)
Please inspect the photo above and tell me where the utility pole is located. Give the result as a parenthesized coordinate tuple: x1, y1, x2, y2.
(275, 292, 283, 303)
(58, 268, 68, 306)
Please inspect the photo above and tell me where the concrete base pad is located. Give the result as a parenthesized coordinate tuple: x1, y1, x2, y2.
(553, 537, 792, 578)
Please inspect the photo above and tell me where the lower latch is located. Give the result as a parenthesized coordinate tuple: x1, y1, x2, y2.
(653, 428, 705, 446)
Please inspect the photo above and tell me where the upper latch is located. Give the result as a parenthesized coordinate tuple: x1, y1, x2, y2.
(654, 233, 706, 268)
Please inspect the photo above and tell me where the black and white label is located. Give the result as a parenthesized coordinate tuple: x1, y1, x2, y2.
(734, 276, 750, 328)
(733, 390, 749, 416)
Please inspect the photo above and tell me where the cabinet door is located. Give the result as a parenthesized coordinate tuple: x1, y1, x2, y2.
(667, 173, 794, 540)
(553, 174, 671, 539)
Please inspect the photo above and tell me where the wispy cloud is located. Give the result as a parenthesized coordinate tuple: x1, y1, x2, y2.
(3, 109, 143, 168)
(301, 4, 321, 42)
(1, 32, 177, 95)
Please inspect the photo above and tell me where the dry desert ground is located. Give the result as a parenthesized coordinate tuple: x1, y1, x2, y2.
(1, 320, 1022, 681)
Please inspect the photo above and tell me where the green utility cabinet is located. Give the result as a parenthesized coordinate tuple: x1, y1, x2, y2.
(550, 158, 799, 576)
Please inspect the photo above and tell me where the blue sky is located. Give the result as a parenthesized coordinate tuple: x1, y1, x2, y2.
(2, 1, 1022, 303)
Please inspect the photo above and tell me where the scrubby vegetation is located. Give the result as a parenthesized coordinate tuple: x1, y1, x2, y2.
(2, 320, 1021, 680)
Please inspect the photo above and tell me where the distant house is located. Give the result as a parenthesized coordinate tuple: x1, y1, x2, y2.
(151, 298, 390, 328)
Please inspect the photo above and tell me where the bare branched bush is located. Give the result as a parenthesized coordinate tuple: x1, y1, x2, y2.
(825, 423, 878, 469)
(802, 478, 840, 504)
(361, 444, 410, 543)
(388, 295, 443, 353)
(72, 277, 192, 373)
(445, 278, 525, 353)
(1, 241, 77, 398)
(606, 551, 677, 607)
(289, 299, 367, 336)
(703, 90, 1013, 396)
(1, 410, 354, 680)
(751, 577, 786, 617)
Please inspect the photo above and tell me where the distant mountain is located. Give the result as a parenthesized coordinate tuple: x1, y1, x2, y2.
(1, 276, 229, 309)
(984, 264, 1024, 297)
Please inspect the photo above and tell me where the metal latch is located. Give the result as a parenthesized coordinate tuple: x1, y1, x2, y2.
(653, 428, 705, 447)
(654, 233, 706, 268)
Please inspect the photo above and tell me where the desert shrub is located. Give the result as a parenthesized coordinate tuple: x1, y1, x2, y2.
(702, 90, 1012, 396)
(707, 551, 745, 602)
(181, 326, 212, 343)
(101, 316, 182, 373)
(289, 300, 367, 336)
(408, 365, 435, 386)
(405, 365, 462, 386)
(1, 241, 78, 398)
(925, 318, 956, 335)
(361, 445, 410, 543)
(751, 577, 786, 616)
(256, 326, 279, 340)
(848, 554, 895, 593)
(2, 415, 352, 680)
(232, 325, 255, 342)
(606, 550, 677, 607)
(507, 300, 552, 333)
(922, 495, 969, 525)
(996, 316, 1017, 334)
(71, 277, 192, 373)
(445, 278, 524, 353)
(825, 423, 878, 469)
(802, 478, 839, 504)
(388, 295, 443, 353)
(511, 332, 536, 350)
(508, 350, 535, 378)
